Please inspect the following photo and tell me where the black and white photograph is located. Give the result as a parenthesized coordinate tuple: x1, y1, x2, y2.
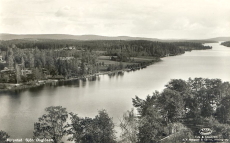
(0, 0, 230, 142)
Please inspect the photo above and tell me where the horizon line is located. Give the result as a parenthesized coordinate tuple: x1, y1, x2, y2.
(1, 33, 230, 40)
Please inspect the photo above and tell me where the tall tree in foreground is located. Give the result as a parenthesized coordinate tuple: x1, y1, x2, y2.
(157, 89, 185, 123)
(133, 93, 164, 143)
(120, 109, 138, 143)
(137, 107, 163, 143)
(66, 110, 116, 143)
(66, 113, 96, 143)
(33, 106, 68, 143)
(94, 110, 116, 143)
(0, 130, 12, 143)
(216, 96, 230, 124)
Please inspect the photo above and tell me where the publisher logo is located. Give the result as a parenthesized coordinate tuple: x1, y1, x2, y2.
(199, 128, 212, 136)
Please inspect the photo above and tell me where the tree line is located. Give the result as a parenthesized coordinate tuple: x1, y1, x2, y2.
(0, 40, 212, 57)
(221, 41, 230, 47)
(0, 39, 212, 51)
(1, 78, 230, 143)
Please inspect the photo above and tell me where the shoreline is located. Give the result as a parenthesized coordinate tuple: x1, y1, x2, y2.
(0, 61, 155, 93)
(1, 48, 209, 93)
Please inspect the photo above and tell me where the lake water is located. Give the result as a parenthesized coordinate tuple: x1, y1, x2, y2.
(0, 42, 230, 141)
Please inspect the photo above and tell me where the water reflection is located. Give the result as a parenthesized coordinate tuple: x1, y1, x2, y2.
(108, 71, 125, 78)
(58, 79, 80, 87)
(28, 85, 45, 93)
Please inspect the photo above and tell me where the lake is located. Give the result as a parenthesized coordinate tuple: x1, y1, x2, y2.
(0, 42, 230, 141)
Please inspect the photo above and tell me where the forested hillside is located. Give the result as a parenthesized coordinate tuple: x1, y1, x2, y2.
(0, 39, 211, 85)
(123, 78, 230, 143)
(0, 39, 211, 56)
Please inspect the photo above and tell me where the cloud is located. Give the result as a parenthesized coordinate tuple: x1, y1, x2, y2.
(0, 0, 230, 39)
(55, 6, 71, 17)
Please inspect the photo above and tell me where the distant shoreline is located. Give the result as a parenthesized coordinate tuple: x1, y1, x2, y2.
(0, 63, 154, 93)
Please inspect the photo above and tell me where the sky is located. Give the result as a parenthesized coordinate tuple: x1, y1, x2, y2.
(0, 0, 230, 39)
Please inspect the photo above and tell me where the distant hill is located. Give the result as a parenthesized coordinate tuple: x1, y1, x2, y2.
(0, 33, 229, 42)
(0, 33, 160, 41)
(204, 37, 230, 42)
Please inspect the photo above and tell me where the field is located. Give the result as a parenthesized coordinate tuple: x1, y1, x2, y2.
(97, 56, 157, 71)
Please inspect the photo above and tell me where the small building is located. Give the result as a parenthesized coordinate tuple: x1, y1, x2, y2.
(21, 69, 32, 76)
(0, 67, 16, 83)
(63, 46, 76, 50)
(42, 68, 49, 74)
(56, 57, 75, 60)
(0, 55, 6, 63)
(110, 56, 118, 61)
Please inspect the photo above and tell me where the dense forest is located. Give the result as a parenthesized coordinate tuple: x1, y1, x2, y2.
(0, 39, 211, 86)
(1, 78, 230, 143)
(130, 78, 230, 142)
(221, 41, 230, 47)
